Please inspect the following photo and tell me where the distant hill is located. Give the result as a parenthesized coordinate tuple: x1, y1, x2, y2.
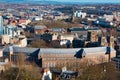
(0, 0, 119, 4)
(0, 0, 63, 4)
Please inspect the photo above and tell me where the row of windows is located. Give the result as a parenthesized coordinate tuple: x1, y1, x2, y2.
(43, 54, 73, 57)
(43, 57, 109, 68)
(43, 57, 75, 61)
(44, 63, 56, 67)
(44, 62, 82, 68)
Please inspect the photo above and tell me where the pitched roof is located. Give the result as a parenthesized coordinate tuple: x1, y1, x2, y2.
(3, 47, 116, 57)
(34, 25, 47, 30)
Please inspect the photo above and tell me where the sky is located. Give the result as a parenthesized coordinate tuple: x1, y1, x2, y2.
(51, 0, 120, 3)
(32, 0, 120, 3)
(1, 0, 120, 3)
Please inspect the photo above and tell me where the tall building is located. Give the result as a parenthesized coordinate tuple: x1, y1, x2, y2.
(0, 14, 3, 35)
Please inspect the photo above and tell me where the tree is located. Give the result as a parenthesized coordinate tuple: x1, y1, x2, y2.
(0, 53, 42, 80)
(80, 62, 117, 80)
(24, 32, 34, 38)
(43, 20, 69, 28)
(15, 53, 26, 80)
(53, 56, 119, 80)
(30, 39, 52, 48)
(1, 67, 42, 80)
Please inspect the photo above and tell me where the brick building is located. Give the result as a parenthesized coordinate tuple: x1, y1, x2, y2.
(3, 46, 116, 68)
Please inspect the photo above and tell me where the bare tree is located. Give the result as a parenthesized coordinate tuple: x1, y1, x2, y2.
(15, 53, 25, 80)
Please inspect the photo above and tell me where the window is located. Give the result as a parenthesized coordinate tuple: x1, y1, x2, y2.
(51, 63, 53, 67)
(47, 63, 50, 67)
(45, 63, 47, 67)
(53, 63, 55, 67)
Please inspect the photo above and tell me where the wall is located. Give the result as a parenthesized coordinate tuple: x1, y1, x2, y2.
(0, 50, 3, 57)
(103, 14, 114, 22)
(19, 38, 27, 47)
(59, 34, 74, 43)
(2, 35, 10, 44)
(40, 50, 116, 68)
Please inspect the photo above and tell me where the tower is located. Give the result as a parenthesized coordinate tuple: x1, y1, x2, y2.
(87, 31, 98, 42)
(101, 36, 107, 46)
(109, 36, 114, 48)
(0, 13, 3, 35)
(91, 31, 98, 42)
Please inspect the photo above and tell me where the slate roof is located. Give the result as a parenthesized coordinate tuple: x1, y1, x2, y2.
(40, 47, 116, 55)
(3, 46, 116, 57)
(3, 46, 39, 55)
(68, 27, 87, 32)
(34, 25, 47, 30)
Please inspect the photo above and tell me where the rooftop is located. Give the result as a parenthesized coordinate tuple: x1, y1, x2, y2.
(0, 62, 8, 65)
(3, 46, 116, 58)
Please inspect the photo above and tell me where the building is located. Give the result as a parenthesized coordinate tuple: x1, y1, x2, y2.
(38, 47, 116, 68)
(72, 39, 85, 48)
(0, 47, 9, 72)
(0, 62, 9, 72)
(74, 11, 87, 19)
(93, 18, 113, 28)
(52, 33, 58, 40)
(59, 39, 70, 46)
(57, 34, 75, 43)
(112, 56, 120, 70)
(87, 31, 98, 42)
(13, 36, 27, 47)
(54, 15, 69, 20)
(103, 14, 114, 22)
(3, 46, 116, 68)
(116, 28, 120, 37)
(67, 27, 88, 40)
(3, 25, 23, 38)
(1, 35, 10, 44)
(34, 25, 48, 34)
(99, 36, 114, 47)
(49, 28, 66, 34)
(18, 19, 31, 25)
(0, 14, 3, 35)
(33, 16, 43, 21)
(113, 11, 120, 21)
